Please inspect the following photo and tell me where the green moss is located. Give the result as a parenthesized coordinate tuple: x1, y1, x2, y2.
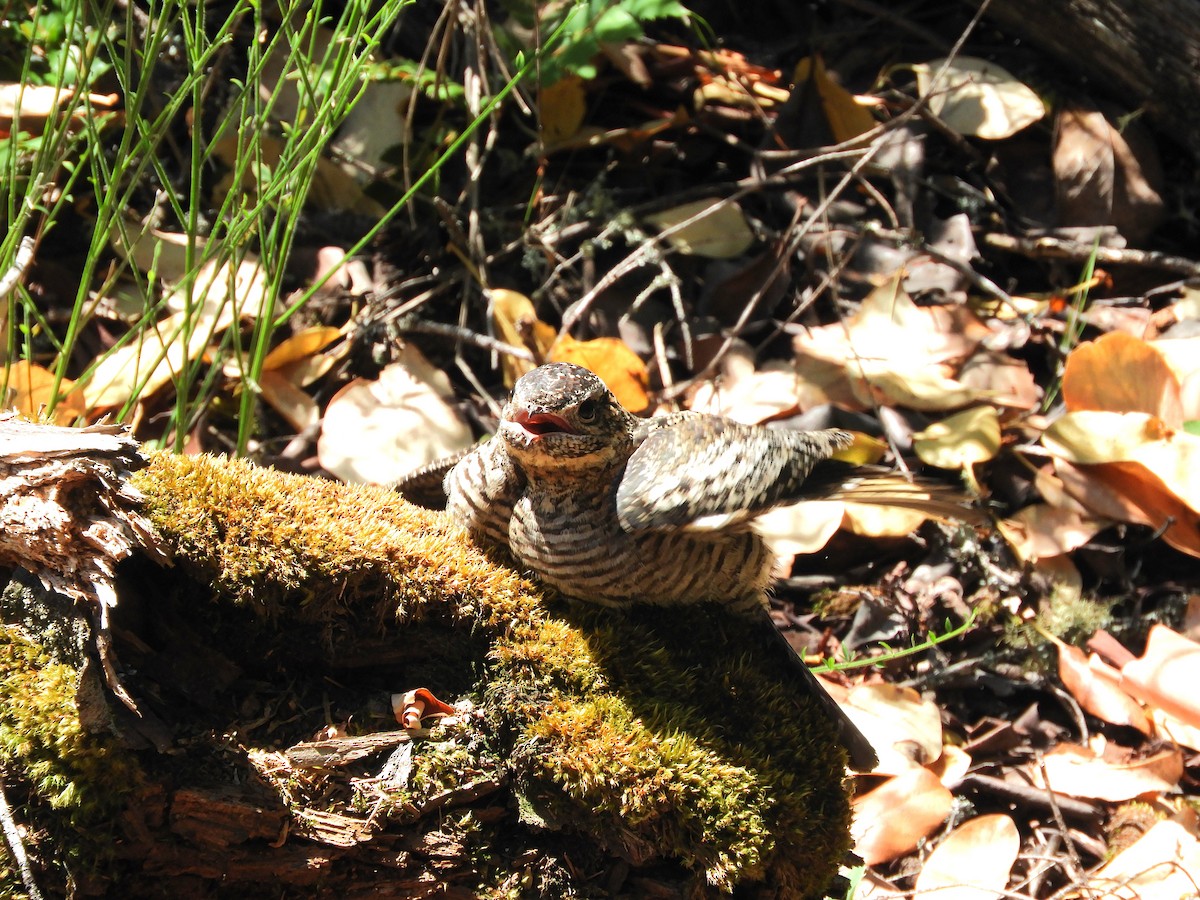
(0, 625, 142, 891)
(128, 452, 853, 896)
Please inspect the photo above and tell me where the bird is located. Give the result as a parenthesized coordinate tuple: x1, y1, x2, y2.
(405, 362, 970, 771)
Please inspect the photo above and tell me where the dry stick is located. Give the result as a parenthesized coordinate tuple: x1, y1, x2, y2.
(986, 233, 1200, 277)
(1037, 753, 1099, 900)
(671, 0, 997, 401)
(404, 319, 534, 362)
(0, 236, 35, 300)
(0, 779, 45, 900)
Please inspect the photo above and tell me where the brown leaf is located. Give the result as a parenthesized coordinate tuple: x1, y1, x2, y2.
(1035, 742, 1183, 802)
(852, 767, 953, 865)
(1120, 625, 1200, 729)
(317, 345, 473, 485)
(1090, 812, 1200, 900)
(1055, 640, 1151, 734)
(913, 814, 1019, 900)
(1062, 332, 1183, 425)
(1053, 105, 1165, 245)
(540, 75, 587, 146)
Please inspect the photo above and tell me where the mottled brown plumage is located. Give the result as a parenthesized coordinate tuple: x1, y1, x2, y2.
(440, 362, 880, 769)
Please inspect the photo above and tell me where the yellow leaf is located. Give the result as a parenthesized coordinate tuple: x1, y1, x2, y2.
(914, 57, 1045, 140)
(912, 405, 1001, 470)
(490, 288, 555, 387)
(548, 337, 650, 413)
(792, 55, 876, 144)
(540, 75, 587, 146)
(643, 199, 755, 259)
(263, 326, 343, 370)
(3, 361, 84, 425)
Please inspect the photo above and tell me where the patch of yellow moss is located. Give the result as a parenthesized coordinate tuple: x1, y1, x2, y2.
(132, 451, 853, 896)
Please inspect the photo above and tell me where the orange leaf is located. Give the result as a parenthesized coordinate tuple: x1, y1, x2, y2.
(1055, 640, 1150, 734)
(1062, 331, 1183, 424)
(548, 336, 650, 413)
(3, 361, 85, 425)
(852, 767, 953, 865)
(1121, 625, 1200, 729)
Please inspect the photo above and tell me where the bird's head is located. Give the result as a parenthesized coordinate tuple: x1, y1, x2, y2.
(500, 363, 635, 470)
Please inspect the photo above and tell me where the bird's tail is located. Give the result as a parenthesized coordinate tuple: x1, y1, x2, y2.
(799, 461, 988, 525)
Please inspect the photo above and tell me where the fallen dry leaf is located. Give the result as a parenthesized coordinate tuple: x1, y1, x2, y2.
(997, 502, 1107, 562)
(793, 273, 992, 411)
(0, 83, 120, 135)
(1054, 639, 1151, 734)
(83, 253, 270, 412)
(643, 198, 755, 259)
(260, 371, 319, 432)
(755, 500, 846, 556)
(957, 351, 1042, 410)
(2, 361, 85, 425)
(1088, 811, 1200, 900)
(792, 54, 876, 144)
(491, 288, 555, 386)
(914, 57, 1045, 140)
(913, 813, 1019, 900)
(1149, 336, 1200, 421)
(841, 502, 931, 539)
(1042, 411, 1200, 555)
(540, 75, 587, 146)
(1062, 331, 1183, 425)
(927, 744, 972, 789)
(842, 683, 944, 776)
(1120, 625, 1200, 729)
(1053, 105, 1165, 246)
(687, 354, 814, 424)
(549, 336, 650, 414)
(317, 344, 474, 484)
(852, 766, 954, 865)
(1035, 742, 1183, 802)
(1152, 707, 1200, 753)
(912, 405, 1001, 471)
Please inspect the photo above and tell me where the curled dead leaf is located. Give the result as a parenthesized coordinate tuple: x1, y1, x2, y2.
(1120, 625, 1200, 730)
(1053, 639, 1151, 734)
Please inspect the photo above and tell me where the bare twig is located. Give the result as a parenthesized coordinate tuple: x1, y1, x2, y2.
(0, 235, 35, 300)
(0, 779, 46, 900)
(986, 233, 1200, 277)
(403, 319, 534, 362)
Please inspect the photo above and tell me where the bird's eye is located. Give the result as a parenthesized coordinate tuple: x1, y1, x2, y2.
(576, 398, 601, 423)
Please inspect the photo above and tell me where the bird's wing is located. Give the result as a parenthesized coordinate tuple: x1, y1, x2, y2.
(393, 448, 476, 509)
(616, 414, 853, 532)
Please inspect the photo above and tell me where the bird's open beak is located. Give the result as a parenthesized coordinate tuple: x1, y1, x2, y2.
(511, 409, 574, 439)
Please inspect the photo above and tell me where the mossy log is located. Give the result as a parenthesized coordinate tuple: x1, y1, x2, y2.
(1, 450, 853, 898)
